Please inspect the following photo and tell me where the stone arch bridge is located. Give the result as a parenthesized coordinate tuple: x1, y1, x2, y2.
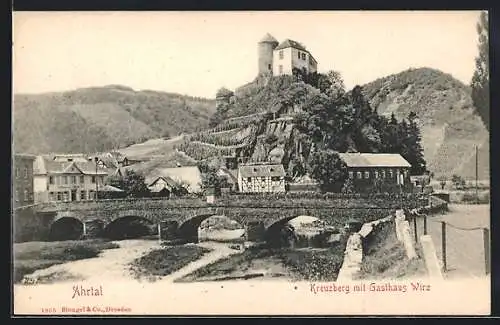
(33, 196, 422, 243)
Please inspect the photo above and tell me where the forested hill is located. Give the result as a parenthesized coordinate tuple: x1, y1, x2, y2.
(13, 85, 216, 154)
(361, 68, 489, 180)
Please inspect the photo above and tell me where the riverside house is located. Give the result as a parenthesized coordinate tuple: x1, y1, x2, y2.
(237, 163, 286, 193)
(33, 154, 112, 202)
(338, 153, 412, 193)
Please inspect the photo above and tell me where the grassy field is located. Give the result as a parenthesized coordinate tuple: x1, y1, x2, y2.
(179, 243, 347, 282)
(356, 220, 427, 280)
(129, 245, 211, 281)
(13, 239, 119, 283)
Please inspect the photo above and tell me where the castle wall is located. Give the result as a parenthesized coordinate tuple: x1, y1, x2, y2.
(273, 47, 293, 76)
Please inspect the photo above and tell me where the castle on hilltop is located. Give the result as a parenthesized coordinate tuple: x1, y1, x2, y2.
(258, 33, 318, 77)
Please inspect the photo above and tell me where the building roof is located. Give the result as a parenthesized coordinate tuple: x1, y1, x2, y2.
(99, 185, 124, 192)
(337, 153, 411, 168)
(239, 164, 286, 178)
(144, 166, 202, 193)
(274, 39, 307, 51)
(147, 176, 179, 189)
(33, 156, 109, 175)
(259, 33, 279, 44)
(14, 153, 37, 160)
(217, 167, 238, 184)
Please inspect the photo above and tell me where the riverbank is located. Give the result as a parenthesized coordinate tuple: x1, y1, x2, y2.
(13, 239, 120, 283)
(177, 242, 347, 283)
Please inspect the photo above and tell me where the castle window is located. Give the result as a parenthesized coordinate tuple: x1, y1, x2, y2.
(279, 50, 283, 59)
(279, 65, 283, 74)
(301, 53, 306, 60)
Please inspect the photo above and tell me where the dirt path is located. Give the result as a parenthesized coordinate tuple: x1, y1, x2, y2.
(159, 242, 242, 282)
(24, 240, 161, 283)
(411, 204, 490, 279)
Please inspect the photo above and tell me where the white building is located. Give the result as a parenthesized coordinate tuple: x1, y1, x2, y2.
(258, 33, 318, 77)
(237, 163, 286, 193)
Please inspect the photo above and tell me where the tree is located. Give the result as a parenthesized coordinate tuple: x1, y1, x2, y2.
(106, 169, 150, 198)
(307, 149, 348, 192)
(471, 11, 489, 131)
(402, 112, 427, 175)
(451, 174, 466, 189)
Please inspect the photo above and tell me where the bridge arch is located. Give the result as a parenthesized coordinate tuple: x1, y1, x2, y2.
(49, 217, 84, 241)
(102, 215, 157, 240)
(178, 214, 245, 243)
(264, 215, 328, 248)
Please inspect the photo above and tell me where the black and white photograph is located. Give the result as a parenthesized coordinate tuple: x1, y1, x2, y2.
(12, 11, 490, 315)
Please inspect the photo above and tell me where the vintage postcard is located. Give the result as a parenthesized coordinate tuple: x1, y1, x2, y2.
(12, 11, 490, 316)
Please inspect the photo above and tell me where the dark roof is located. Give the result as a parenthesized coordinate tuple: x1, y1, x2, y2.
(274, 39, 307, 51)
(338, 153, 411, 168)
(239, 164, 285, 178)
(259, 33, 278, 44)
(34, 156, 109, 175)
(147, 176, 178, 189)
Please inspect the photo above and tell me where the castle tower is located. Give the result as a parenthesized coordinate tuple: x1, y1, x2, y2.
(258, 33, 279, 76)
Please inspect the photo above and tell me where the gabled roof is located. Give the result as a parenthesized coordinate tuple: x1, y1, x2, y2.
(33, 155, 109, 175)
(337, 153, 411, 168)
(239, 164, 285, 178)
(275, 39, 307, 51)
(144, 166, 202, 193)
(259, 33, 279, 44)
(147, 176, 178, 189)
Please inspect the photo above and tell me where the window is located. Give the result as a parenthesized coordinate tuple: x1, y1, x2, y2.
(271, 176, 280, 182)
(71, 176, 76, 184)
(80, 175, 84, 184)
(348, 171, 354, 179)
(91, 176, 96, 184)
(23, 189, 28, 202)
(388, 169, 394, 178)
(374, 171, 379, 179)
(15, 190, 19, 202)
(301, 53, 306, 60)
(268, 64, 271, 70)
(364, 171, 370, 179)
(57, 192, 63, 201)
(24, 168, 28, 178)
(49, 176, 54, 185)
(15, 168, 19, 177)
(298, 51, 301, 59)
(80, 191, 86, 201)
(89, 191, 95, 200)
(357, 172, 362, 179)
(63, 192, 69, 201)
(68, 158, 73, 162)
(279, 65, 283, 74)
(247, 177, 252, 182)
(279, 50, 284, 59)
(381, 170, 386, 178)
(261, 176, 266, 181)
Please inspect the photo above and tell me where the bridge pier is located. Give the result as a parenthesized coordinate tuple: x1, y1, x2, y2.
(245, 221, 266, 242)
(82, 220, 104, 239)
(159, 221, 179, 241)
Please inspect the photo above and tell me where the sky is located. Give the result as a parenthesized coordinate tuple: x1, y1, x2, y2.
(13, 11, 483, 99)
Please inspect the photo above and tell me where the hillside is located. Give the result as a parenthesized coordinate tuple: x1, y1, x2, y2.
(12, 85, 216, 154)
(361, 68, 489, 180)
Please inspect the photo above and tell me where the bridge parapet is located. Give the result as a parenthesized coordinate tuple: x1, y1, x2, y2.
(35, 194, 424, 213)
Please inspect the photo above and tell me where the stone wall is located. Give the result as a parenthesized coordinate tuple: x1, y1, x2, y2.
(337, 214, 393, 281)
(13, 207, 52, 242)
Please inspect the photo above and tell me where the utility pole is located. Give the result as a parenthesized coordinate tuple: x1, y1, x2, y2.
(475, 144, 479, 204)
(95, 156, 99, 201)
